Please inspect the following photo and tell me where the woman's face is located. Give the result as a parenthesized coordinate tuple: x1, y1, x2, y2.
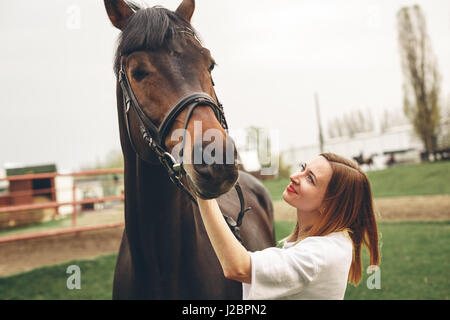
(282, 155, 333, 229)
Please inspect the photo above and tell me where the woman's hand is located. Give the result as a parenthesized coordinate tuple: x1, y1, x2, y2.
(196, 196, 252, 283)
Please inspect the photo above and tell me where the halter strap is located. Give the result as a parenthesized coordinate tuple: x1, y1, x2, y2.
(118, 57, 250, 243)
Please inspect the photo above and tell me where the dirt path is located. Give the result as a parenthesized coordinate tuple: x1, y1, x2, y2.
(0, 195, 448, 277)
(0, 227, 123, 277)
(274, 194, 450, 222)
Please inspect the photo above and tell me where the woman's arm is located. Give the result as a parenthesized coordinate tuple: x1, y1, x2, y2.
(197, 197, 251, 283)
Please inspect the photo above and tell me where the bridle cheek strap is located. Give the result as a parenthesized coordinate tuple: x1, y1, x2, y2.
(118, 58, 250, 243)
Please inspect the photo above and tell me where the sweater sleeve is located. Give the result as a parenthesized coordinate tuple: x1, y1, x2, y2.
(242, 237, 324, 300)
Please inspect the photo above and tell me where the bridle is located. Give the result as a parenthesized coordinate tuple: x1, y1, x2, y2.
(118, 57, 251, 243)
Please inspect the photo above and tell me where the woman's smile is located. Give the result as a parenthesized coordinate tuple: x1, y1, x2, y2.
(282, 156, 333, 222)
(286, 183, 298, 194)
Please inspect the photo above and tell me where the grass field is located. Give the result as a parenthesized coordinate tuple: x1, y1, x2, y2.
(0, 216, 75, 238)
(0, 207, 124, 238)
(0, 161, 448, 299)
(0, 220, 448, 300)
(263, 160, 450, 200)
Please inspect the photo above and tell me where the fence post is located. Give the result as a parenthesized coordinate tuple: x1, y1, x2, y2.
(72, 181, 77, 227)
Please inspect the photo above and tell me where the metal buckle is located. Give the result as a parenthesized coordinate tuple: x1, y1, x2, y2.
(160, 152, 182, 173)
(172, 163, 182, 173)
(118, 70, 125, 83)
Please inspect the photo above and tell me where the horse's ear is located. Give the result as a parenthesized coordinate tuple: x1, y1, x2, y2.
(104, 0, 134, 30)
(175, 0, 195, 23)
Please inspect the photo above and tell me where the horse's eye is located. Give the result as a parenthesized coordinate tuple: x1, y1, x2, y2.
(131, 69, 149, 81)
(208, 63, 215, 72)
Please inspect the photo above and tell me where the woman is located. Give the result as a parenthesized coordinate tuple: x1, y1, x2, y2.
(197, 152, 380, 300)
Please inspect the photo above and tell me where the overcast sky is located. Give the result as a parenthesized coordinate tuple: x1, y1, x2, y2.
(0, 0, 449, 172)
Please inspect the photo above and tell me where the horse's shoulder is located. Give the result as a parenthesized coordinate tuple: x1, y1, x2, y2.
(237, 170, 273, 210)
(238, 170, 265, 192)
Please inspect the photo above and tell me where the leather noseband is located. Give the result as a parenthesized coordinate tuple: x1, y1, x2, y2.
(118, 58, 251, 243)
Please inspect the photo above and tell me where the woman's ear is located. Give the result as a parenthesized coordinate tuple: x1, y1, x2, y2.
(104, 0, 134, 30)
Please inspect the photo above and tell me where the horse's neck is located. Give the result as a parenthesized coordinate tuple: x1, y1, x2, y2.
(124, 156, 189, 233)
(123, 156, 198, 263)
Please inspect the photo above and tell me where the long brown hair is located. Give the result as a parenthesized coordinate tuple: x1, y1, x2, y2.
(283, 152, 380, 286)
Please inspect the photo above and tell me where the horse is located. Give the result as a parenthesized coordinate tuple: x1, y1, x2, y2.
(353, 152, 376, 169)
(104, 0, 275, 299)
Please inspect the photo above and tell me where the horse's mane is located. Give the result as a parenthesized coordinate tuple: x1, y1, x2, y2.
(113, 1, 201, 76)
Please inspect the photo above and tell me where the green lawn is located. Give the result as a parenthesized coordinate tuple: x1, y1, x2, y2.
(263, 160, 450, 200)
(365, 161, 450, 198)
(344, 221, 450, 300)
(277, 221, 450, 300)
(0, 216, 74, 238)
(1, 162, 448, 299)
(1, 220, 448, 300)
(0, 207, 124, 238)
(0, 254, 117, 300)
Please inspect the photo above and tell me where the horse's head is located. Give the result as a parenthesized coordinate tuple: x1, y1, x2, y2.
(104, 0, 239, 199)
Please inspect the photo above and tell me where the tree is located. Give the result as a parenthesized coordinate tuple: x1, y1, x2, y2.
(277, 154, 292, 179)
(327, 109, 374, 139)
(327, 117, 346, 139)
(397, 5, 441, 156)
(379, 108, 409, 133)
(97, 150, 124, 169)
(436, 95, 450, 149)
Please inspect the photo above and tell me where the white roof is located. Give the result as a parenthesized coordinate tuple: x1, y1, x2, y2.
(238, 150, 261, 172)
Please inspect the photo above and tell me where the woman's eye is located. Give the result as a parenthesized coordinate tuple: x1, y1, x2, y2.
(299, 162, 314, 184)
(132, 69, 149, 81)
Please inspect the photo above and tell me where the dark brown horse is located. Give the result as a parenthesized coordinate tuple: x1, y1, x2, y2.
(353, 152, 376, 169)
(104, 0, 275, 299)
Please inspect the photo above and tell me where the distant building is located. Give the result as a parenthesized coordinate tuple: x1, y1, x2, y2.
(0, 163, 57, 228)
(233, 127, 279, 180)
(237, 150, 261, 173)
(0, 163, 57, 207)
(282, 124, 425, 172)
(73, 176, 105, 212)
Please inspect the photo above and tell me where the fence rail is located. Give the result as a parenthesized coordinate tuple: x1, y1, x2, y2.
(0, 222, 124, 244)
(0, 195, 124, 214)
(0, 168, 125, 242)
(0, 168, 124, 182)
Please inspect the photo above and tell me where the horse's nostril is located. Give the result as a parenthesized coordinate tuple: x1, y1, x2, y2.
(193, 162, 238, 181)
(193, 163, 212, 177)
(191, 139, 238, 167)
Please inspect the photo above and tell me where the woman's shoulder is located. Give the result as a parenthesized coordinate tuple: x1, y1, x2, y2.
(283, 231, 353, 258)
